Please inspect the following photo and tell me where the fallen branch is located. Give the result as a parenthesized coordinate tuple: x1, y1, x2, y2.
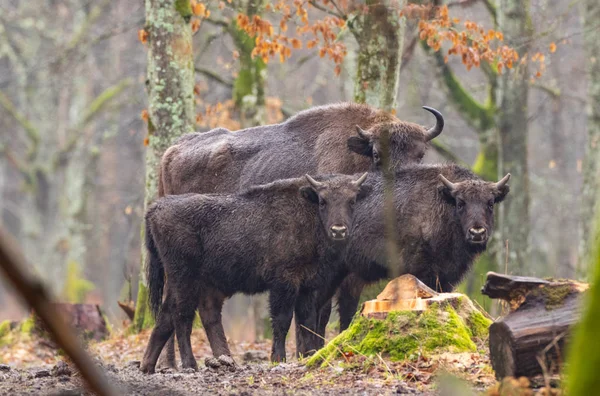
(0, 227, 117, 396)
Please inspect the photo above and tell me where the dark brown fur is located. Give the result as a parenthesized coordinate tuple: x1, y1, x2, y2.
(140, 175, 369, 373)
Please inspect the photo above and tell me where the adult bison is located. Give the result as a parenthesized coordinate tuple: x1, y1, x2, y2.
(156, 102, 445, 366)
(140, 173, 369, 373)
(159, 102, 444, 195)
(296, 164, 511, 354)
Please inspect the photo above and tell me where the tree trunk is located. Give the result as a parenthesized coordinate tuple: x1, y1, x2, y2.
(134, 0, 195, 331)
(496, 0, 533, 273)
(579, 0, 600, 273)
(352, 0, 407, 111)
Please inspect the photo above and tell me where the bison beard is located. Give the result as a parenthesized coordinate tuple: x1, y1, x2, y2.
(294, 164, 511, 355)
(140, 174, 369, 373)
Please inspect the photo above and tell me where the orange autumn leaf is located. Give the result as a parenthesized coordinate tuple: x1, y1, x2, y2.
(334, 65, 341, 76)
(191, 19, 201, 33)
(143, 137, 150, 146)
(549, 42, 557, 53)
(140, 109, 149, 122)
(138, 29, 148, 44)
(193, 3, 206, 16)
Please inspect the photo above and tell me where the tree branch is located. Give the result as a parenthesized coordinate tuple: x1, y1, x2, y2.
(308, 0, 343, 18)
(0, 89, 39, 157)
(79, 78, 133, 127)
(195, 66, 234, 88)
(531, 82, 561, 99)
(428, 47, 495, 133)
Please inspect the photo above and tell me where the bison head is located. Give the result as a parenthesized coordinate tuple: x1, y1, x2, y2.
(347, 106, 444, 170)
(300, 173, 369, 242)
(438, 173, 511, 248)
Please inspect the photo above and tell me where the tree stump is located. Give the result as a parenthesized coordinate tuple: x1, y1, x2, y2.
(307, 275, 491, 367)
(482, 271, 588, 379)
(34, 303, 109, 342)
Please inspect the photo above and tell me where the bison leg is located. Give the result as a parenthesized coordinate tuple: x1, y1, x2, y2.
(141, 293, 176, 374)
(315, 298, 332, 345)
(197, 289, 231, 358)
(157, 334, 177, 369)
(337, 275, 366, 332)
(294, 291, 319, 358)
(269, 287, 297, 362)
(173, 284, 200, 371)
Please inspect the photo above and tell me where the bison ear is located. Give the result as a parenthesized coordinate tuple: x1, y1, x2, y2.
(494, 185, 510, 203)
(438, 184, 455, 205)
(347, 136, 372, 157)
(357, 184, 373, 201)
(300, 186, 319, 204)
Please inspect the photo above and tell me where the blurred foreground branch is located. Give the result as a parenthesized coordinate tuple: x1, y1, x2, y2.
(0, 227, 117, 396)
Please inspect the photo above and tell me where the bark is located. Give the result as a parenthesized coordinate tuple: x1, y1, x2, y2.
(352, 0, 407, 111)
(482, 272, 588, 379)
(134, 0, 195, 331)
(230, 0, 267, 128)
(579, 0, 600, 271)
(496, 0, 533, 273)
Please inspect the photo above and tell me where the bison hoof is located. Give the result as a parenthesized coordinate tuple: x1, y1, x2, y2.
(139, 363, 155, 374)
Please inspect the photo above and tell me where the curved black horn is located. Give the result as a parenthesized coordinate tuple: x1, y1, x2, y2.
(495, 173, 511, 189)
(422, 106, 445, 141)
(353, 172, 368, 187)
(305, 174, 324, 189)
(355, 125, 371, 140)
(438, 174, 456, 191)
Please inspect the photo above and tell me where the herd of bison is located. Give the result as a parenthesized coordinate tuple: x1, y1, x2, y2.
(139, 102, 511, 374)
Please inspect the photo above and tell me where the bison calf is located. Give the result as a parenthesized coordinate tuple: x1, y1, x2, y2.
(297, 164, 511, 354)
(140, 173, 369, 373)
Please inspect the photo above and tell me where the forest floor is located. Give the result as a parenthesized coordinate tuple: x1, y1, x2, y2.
(0, 327, 500, 395)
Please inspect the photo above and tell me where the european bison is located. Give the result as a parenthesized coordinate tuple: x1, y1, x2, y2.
(156, 102, 445, 365)
(140, 173, 369, 373)
(159, 103, 444, 195)
(296, 164, 511, 354)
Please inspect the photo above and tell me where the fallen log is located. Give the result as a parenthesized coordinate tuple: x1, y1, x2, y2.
(482, 271, 588, 379)
(34, 303, 109, 342)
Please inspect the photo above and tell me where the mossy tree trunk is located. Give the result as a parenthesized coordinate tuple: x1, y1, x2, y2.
(496, 0, 533, 274)
(579, 0, 600, 274)
(133, 0, 195, 332)
(351, 0, 407, 111)
(230, 0, 267, 128)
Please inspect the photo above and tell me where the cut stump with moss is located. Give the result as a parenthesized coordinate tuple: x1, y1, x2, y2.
(482, 271, 588, 380)
(306, 275, 492, 368)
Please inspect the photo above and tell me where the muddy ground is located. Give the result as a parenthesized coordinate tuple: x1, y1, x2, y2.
(0, 328, 496, 395)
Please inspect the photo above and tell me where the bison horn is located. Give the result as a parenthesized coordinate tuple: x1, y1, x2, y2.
(495, 173, 511, 189)
(353, 172, 368, 187)
(355, 125, 371, 141)
(422, 106, 445, 141)
(438, 174, 456, 191)
(305, 174, 324, 189)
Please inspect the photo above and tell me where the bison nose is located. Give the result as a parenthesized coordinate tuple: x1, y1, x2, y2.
(468, 227, 487, 242)
(330, 225, 348, 240)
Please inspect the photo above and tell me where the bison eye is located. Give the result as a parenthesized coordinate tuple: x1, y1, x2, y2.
(373, 151, 380, 161)
(319, 200, 327, 207)
(456, 201, 464, 210)
(488, 202, 494, 210)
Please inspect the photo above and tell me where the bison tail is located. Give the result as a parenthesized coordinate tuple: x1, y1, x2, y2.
(145, 219, 164, 318)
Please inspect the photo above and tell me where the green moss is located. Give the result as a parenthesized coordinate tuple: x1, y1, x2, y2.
(532, 284, 573, 310)
(0, 320, 10, 339)
(132, 281, 155, 333)
(466, 309, 492, 339)
(62, 260, 95, 303)
(307, 302, 483, 368)
(20, 317, 35, 334)
(174, 0, 192, 20)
